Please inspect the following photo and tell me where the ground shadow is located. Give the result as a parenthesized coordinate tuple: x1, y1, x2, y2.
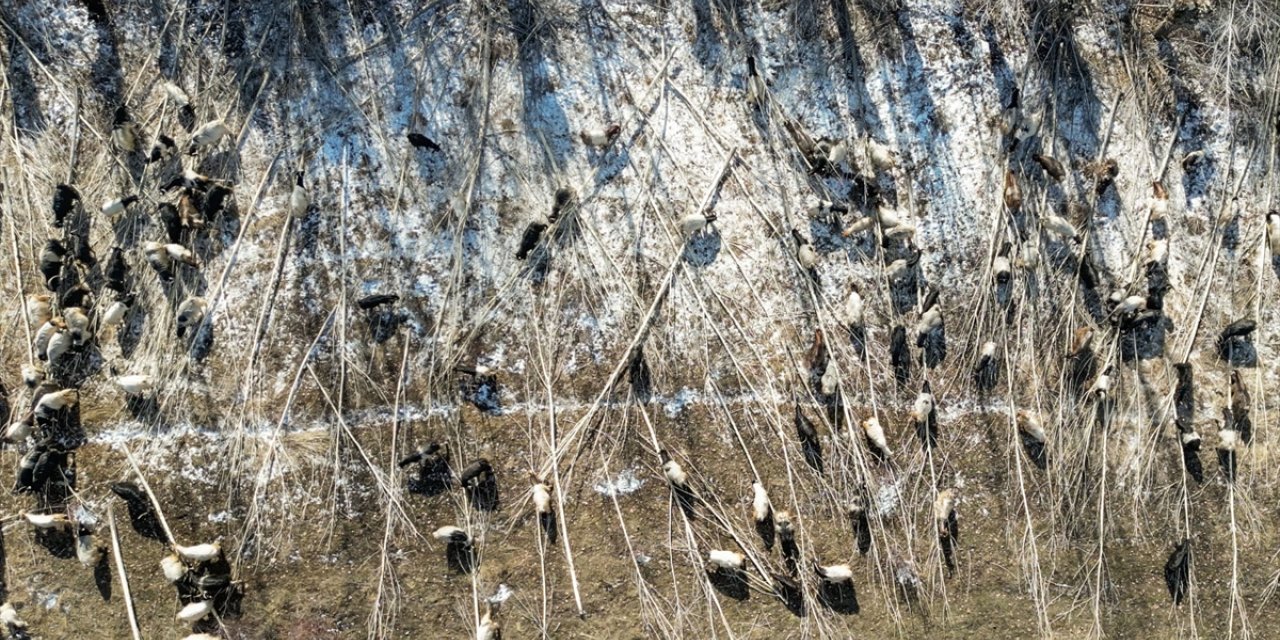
(33, 527, 76, 559)
(524, 245, 553, 286)
(539, 511, 557, 544)
(111, 482, 167, 542)
(1119, 314, 1171, 362)
(507, 0, 571, 168)
(773, 574, 805, 616)
(628, 349, 652, 402)
(674, 485, 697, 519)
(1183, 442, 1204, 484)
(407, 456, 452, 497)
(850, 508, 871, 556)
(5, 33, 47, 135)
(93, 555, 112, 601)
(755, 516, 775, 551)
(367, 307, 406, 345)
(802, 437, 824, 473)
(708, 569, 749, 601)
(1021, 433, 1048, 470)
(189, 321, 215, 362)
(466, 475, 500, 512)
(820, 581, 860, 614)
(124, 394, 161, 423)
(683, 230, 722, 267)
(890, 326, 911, 389)
(920, 326, 946, 369)
(117, 300, 147, 359)
(1029, 3, 1102, 160)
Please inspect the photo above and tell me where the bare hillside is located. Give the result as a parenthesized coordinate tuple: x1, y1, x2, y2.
(1, 0, 1279, 638)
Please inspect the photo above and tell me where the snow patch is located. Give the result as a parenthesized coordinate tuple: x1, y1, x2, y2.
(593, 469, 645, 497)
(487, 584, 514, 604)
(876, 481, 901, 517)
(664, 389, 701, 417)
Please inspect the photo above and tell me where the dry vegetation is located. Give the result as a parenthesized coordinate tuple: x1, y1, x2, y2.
(0, 0, 1278, 638)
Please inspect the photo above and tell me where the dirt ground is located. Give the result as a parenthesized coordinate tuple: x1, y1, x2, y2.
(3, 397, 1278, 639)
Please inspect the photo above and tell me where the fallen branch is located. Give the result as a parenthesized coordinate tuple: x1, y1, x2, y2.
(106, 505, 144, 640)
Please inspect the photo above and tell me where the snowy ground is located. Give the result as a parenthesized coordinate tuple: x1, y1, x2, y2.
(0, 0, 1278, 638)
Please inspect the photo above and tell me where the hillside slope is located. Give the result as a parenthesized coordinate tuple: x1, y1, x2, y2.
(1, 0, 1278, 637)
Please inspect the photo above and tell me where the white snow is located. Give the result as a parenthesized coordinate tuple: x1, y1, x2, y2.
(487, 583, 514, 604)
(593, 468, 645, 497)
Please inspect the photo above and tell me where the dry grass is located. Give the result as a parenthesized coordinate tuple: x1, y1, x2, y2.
(0, 0, 1277, 639)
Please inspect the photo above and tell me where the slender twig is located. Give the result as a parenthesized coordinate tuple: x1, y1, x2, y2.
(107, 505, 144, 640)
(541, 148, 736, 476)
